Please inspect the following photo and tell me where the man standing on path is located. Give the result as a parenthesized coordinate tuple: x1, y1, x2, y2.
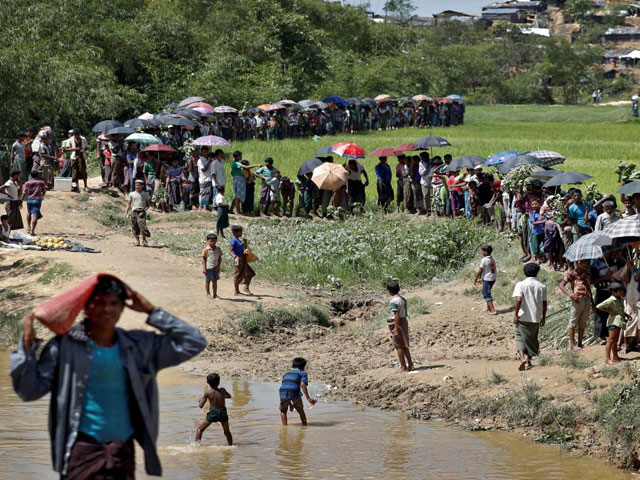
(124, 180, 151, 247)
(513, 263, 547, 371)
(197, 147, 213, 211)
(69, 129, 89, 192)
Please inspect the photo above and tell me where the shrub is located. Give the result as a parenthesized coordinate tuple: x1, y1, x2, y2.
(238, 303, 331, 336)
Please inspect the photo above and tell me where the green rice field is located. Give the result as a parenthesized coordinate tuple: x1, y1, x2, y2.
(227, 104, 640, 206)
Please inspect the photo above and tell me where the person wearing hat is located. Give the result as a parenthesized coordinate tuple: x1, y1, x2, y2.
(597, 282, 631, 364)
(124, 179, 151, 246)
(594, 198, 620, 231)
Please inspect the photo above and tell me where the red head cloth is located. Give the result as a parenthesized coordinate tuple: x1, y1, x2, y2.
(33, 273, 126, 335)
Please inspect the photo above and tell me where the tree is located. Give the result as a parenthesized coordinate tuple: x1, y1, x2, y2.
(383, 0, 416, 24)
(564, 0, 592, 23)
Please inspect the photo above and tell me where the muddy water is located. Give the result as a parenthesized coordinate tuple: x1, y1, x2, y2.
(0, 353, 632, 480)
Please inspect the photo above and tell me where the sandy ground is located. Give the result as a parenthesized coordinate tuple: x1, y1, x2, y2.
(2, 178, 639, 470)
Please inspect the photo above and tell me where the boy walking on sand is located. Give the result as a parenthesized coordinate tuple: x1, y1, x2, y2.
(558, 259, 593, 351)
(596, 283, 630, 365)
(387, 281, 414, 371)
(279, 357, 317, 426)
(474, 245, 497, 315)
(195, 373, 232, 445)
(202, 233, 222, 299)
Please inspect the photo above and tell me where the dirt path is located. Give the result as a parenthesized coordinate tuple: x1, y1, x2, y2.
(2, 179, 639, 471)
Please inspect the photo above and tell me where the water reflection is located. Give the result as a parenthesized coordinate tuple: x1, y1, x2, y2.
(0, 353, 633, 480)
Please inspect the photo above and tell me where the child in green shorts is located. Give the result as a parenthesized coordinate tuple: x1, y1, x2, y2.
(596, 283, 630, 365)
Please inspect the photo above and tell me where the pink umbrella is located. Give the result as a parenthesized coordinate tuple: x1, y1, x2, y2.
(188, 102, 214, 110)
(412, 94, 434, 102)
(264, 104, 286, 112)
(332, 142, 365, 159)
(193, 135, 231, 147)
(140, 144, 178, 153)
(193, 106, 214, 115)
(369, 147, 402, 157)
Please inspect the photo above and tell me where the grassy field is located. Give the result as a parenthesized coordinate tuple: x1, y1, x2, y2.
(219, 105, 640, 206)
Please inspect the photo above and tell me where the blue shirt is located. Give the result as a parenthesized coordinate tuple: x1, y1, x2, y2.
(569, 203, 589, 229)
(230, 236, 244, 255)
(529, 210, 545, 235)
(78, 341, 134, 442)
(374, 162, 392, 182)
(279, 369, 309, 399)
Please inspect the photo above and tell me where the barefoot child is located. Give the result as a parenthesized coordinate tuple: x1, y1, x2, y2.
(230, 225, 255, 296)
(215, 186, 229, 238)
(474, 245, 497, 315)
(596, 283, 630, 365)
(195, 374, 232, 445)
(202, 233, 222, 299)
(279, 357, 317, 426)
(558, 260, 593, 351)
(387, 281, 415, 371)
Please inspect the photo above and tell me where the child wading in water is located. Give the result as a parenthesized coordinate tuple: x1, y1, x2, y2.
(596, 283, 630, 364)
(195, 373, 232, 445)
(387, 281, 414, 371)
(474, 245, 497, 315)
(202, 233, 222, 299)
(279, 357, 317, 425)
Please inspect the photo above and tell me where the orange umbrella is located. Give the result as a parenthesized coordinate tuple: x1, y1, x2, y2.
(311, 163, 348, 191)
(256, 104, 273, 110)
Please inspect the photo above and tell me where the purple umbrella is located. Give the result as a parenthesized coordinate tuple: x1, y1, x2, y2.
(193, 135, 231, 147)
(214, 105, 238, 114)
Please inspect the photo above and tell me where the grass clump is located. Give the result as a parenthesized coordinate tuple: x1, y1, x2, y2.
(593, 380, 640, 469)
(238, 303, 331, 336)
(601, 366, 620, 379)
(407, 297, 430, 316)
(556, 350, 591, 370)
(487, 370, 508, 385)
(37, 262, 77, 285)
(0, 307, 31, 345)
(88, 200, 128, 229)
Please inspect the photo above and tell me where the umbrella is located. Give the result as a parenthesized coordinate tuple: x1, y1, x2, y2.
(347, 98, 363, 107)
(435, 97, 453, 104)
(618, 181, 640, 195)
(161, 116, 195, 127)
(564, 233, 610, 261)
(412, 94, 433, 102)
(315, 145, 335, 155)
(140, 144, 177, 153)
(193, 106, 214, 115)
(413, 136, 451, 149)
(298, 157, 324, 177)
(361, 98, 377, 108)
(527, 150, 566, 168)
(124, 133, 161, 145)
(447, 156, 486, 171)
(173, 109, 202, 119)
(375, 94, 391, 102)
(177, 96, 205, 107)
(395, 143, 417, 153)
(92, 120, 123, 133)
(278, 99, 298, 107)
(543, 172, 592, 188)
(604, 215, 640, 239)
(311, 163, 348, 191)
(124, 118, 153, 129)
(633, 95, 640, 101)
(497, 154, 543, 174)
(332, 142, 365, 159)
(187, 102, 214, 110)
(213, 105, 238, 114)
(106, 126, 135, 136)
(298, 100, 317, 108)
(245, 108, 264, 115)
(138, 112, 155, 120)
(446, 94, 463, 101)
(531, 168, 564, 180)
(164, 102, 178, 109)
(484, 151, 521, 167)
(193, 135, 231, 147)
(323, 96, 350, 107)
(369, 147, 402, 157)
(264, 104, 286, 112)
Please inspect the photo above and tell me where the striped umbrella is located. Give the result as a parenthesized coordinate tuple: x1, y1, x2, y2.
(604, 214, 640, 239)
(527, 150, 566, 168)
(213, 105, 237, 114)
(564, 232, 611, 261)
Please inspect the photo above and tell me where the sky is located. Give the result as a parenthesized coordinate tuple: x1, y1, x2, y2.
(345, 0, 490, 16)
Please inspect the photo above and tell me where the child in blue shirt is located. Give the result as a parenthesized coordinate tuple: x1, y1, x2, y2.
(279, 357, 317, 425)
(528, 199, 545, 262)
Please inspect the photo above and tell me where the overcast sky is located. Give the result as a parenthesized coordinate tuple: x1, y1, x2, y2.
(345, 0, 489, 16)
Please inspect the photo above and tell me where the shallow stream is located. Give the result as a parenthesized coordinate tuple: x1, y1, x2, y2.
(0, 353, 632, 479)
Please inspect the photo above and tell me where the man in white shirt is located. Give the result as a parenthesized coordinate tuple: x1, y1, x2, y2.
(211, 149, 226, 196)
(513, 263, 547, 371)
(197, 147, 213, 211)
(0, 170, 24, 230)
(69, 129, 89, 192)
(418, 152, 433, 214)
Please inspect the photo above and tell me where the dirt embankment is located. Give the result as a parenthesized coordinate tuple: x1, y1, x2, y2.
(2, 183, 639, 472)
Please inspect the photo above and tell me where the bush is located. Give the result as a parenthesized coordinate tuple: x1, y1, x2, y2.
(37, 263, 77, 285)
(238, 303, 331, 336)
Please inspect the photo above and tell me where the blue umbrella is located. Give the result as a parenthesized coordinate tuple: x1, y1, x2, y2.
(485, 151, 521, 167)
(323, 96, 350, 107)
(315, 145, 334, 155)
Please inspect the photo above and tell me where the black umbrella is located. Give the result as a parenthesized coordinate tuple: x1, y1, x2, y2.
(164, 102, 178, 109)
(497, 154, 543, 174)
(360, 98, 377, 108)
(177, 96, 205, 107)
(106, 126, 135, 136)
(315, 145, 335, 155)
(160, 116, 196, 127)
(173, 108, 202, 119)
(347, 98, 363, 107)
(298, 157, 324, 177)
(531, 168, 564, 180)
(245, 108, 264, 114)
(92, 120, 123, 133)
(124, 118, 153, 129)
(618, 181, 640, 195)
(543, 172, 592, 188)
(413, 136, 451, 149)
(446, 155, 485, 171)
